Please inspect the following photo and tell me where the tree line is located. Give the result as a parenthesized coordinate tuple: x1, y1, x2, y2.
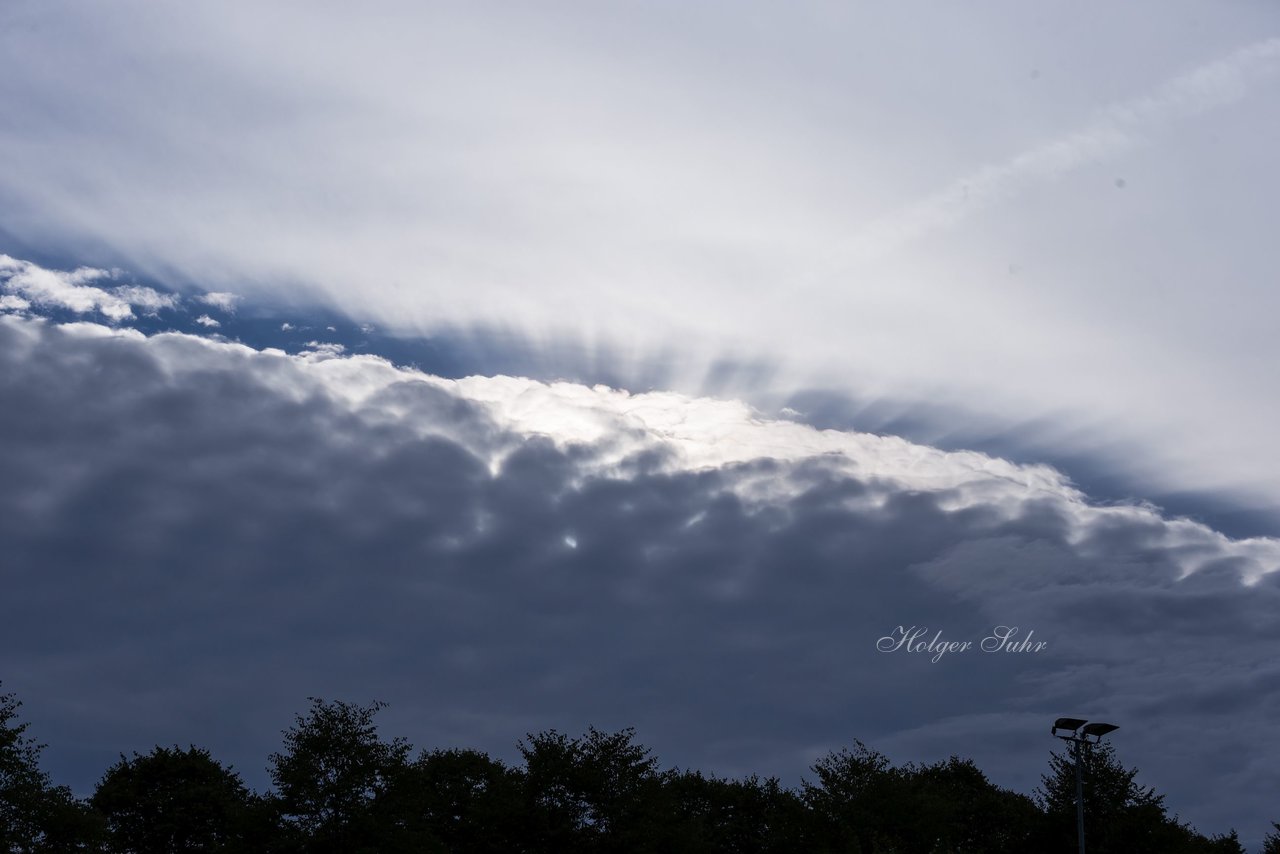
(1, 685, 1271, 853)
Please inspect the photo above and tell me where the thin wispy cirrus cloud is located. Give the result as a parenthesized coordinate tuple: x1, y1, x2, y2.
(2, 0, 1280, 847)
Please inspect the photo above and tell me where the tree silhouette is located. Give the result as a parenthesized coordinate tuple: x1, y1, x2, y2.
(1035, 741, 1244, 853)
(90, 745, 254, 853)
(0, 685, 101, 852)
(802, 740, 899, 852)
(662, 769, 806, 853)
(894, 756, 1041, 853)
(1262, 821, 1280, 854)
(518, 726, 667, 851)
(374, 747, 522, 852)
(804, 743, 1043, 853)
(267, 698, 410, 853)
(0, 684, 1260, 852)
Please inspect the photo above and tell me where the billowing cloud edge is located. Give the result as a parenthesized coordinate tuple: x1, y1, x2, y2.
(10, 312, 1276, 586)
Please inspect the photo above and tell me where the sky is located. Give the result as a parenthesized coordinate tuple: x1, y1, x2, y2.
(2, 0, 1279, 847)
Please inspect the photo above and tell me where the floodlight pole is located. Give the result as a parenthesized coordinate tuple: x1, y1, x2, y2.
(1051, 718, 1118, 854)
(1073, 737, 1085, 854)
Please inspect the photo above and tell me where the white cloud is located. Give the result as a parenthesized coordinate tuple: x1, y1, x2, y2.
(0, 255, 182, 321)
(300, 340, 345, 359)
(432, 373, 1280, 583)
(194, 314, 220, 328)
(0, 253, 132, 320)
(113, 284, 178, 314)
(42, 316, 1277, 584)
(197, 291, 240, 312)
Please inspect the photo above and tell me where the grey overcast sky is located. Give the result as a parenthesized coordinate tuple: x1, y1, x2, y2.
(2, 1, 1280, 848)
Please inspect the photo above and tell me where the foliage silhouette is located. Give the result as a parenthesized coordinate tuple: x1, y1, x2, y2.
(1, 684, 101, 852)
(90, 745, 254, 853)
(373, 747, 521, 852)
(1263, 821, 1280, 854)
(0, 685, 1264, 852)
(1035, 741, 1245, 854)
(803, 742, 1043, 853)
(267, 697, 411, 853)
(517, 726, 666, 851)
(661, 769, 807, 852)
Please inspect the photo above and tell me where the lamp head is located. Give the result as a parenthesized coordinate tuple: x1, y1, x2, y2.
(1080, 722, 1119, 741)
(1051, 717, 1089, 736)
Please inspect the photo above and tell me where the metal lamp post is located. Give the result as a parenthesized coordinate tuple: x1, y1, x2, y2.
(1051, 717, 1119, 854)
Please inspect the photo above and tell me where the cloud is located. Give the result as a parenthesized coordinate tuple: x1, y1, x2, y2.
(196, 291, 240, 312)
(301, 340, 345, 358)
(113, 285, 177, 315)
(194, 314, 220, 328)
(0, 254, 176, 321)
(1, 5, 1277, 515)
(1, 313, 1278, 842)
(0, 254, 133, 320)
(828, 36, 1280, 267)
(0, 294, 30, 312)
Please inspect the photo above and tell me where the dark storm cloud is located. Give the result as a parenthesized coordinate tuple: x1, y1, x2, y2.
(1, 315, 1278, 843)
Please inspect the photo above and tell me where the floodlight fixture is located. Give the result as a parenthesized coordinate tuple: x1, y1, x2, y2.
(1052, 717, 1089, 736)
(1080, 722, 1119, 741)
